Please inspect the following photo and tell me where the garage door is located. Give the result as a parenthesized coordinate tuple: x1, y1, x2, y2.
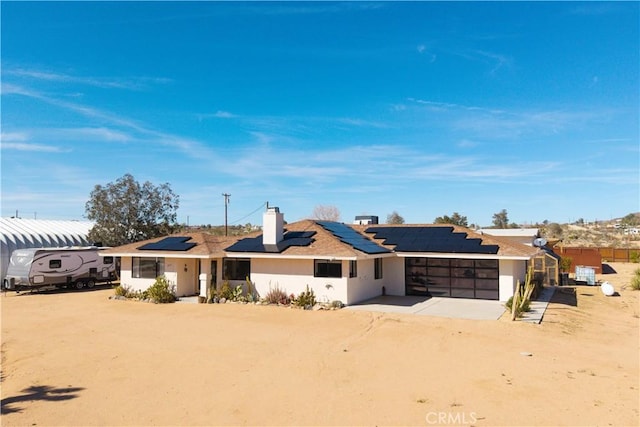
(405, 257, 499, 300)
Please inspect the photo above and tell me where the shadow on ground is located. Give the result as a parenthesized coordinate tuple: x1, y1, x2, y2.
(551, 287, 578, 307)
(1, 385, 85, 414)
(6, 284, 115, 297)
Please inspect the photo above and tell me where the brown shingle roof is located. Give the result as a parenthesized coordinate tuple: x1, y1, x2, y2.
(100, 232, 240, 257)
(101, 221, 536, 260)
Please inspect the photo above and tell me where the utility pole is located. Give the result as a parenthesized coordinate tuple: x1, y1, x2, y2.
(222, 193, 231, 236)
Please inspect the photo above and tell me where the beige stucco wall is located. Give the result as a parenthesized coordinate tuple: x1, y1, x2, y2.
(250, 258, 349, 304)
(120, 256, 203, 297)
(499, 259, 527, 301)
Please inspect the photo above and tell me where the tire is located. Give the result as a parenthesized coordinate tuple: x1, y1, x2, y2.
(86, 280, 95, 289)
(74, 281, 85, 290)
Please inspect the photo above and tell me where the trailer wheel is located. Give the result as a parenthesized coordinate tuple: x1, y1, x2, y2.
(74, 281, 85, 290)
(86, 280, 96, 289)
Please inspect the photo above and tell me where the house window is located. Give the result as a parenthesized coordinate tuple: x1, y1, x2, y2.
(374, 258, 383, 279)
(314, 259, 342, 278)
(223, 258, 251, 280)
(349, 260, 357, 278)
(49, 259, 62, 269)
(103, 256, 114, 264)
(132, 257, 165, 279)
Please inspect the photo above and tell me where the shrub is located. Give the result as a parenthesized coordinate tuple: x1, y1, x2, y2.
(560, 256, 573, 272)
(293, 285, 316, 308)
(505, 296, 530, 317)
(630, 251, 640, 264)
(263, 283, 290, 305)
(146, 276, 176, 303)
(631, 268, 640, 291)
(216, 281, 233, 300)
(245, 277, 257, 302)
(114, 284, 129, 297)
(231, 284, 244, 302)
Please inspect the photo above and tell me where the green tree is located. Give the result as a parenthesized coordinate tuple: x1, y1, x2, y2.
(85, 174, 180, 246)
(386, 211, 405, 224)
(621, 213, 639, 227)
(434, 212, 468, 227)
(492, 209, 509, 229)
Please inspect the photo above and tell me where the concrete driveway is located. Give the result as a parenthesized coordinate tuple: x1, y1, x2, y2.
(346, 295, 506, 320)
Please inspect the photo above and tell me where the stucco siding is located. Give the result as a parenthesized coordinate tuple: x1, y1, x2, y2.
(499, 259, 527, 301)
(250, 258, 349, 304)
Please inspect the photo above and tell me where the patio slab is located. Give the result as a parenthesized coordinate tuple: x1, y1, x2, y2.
(346, 295, 506, 320)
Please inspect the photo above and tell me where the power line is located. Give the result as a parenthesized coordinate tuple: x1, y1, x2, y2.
(230, 202, 267, 225)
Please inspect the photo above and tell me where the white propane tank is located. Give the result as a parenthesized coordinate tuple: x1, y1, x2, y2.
(600, 281, 615, 296)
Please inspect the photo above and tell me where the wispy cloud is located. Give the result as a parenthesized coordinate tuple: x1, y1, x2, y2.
(4, 67, 172, 90)
(408, 98, 610, 139)
(3, 83, 211, 158)
(1, 142, 66, 153)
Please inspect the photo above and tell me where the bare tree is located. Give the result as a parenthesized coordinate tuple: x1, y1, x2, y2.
(386, 211, 405, 224)
(312, 205, 341, 221)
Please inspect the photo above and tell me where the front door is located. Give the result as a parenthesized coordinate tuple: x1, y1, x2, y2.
(210, 260, 218, 291)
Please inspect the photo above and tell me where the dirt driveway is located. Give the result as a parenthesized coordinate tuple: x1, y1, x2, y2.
(1, 263, 638, 426)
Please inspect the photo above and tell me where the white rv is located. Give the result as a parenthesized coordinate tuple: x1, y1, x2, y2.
(3, 247, 116, 291)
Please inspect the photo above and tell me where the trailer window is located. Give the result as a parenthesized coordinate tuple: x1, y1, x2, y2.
(132, 257, 165, 279)
(49, 259, 62, 269)
(103, 256, 114, 264)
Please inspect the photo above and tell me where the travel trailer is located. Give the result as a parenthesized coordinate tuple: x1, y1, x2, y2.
(3, 247, 116, 291)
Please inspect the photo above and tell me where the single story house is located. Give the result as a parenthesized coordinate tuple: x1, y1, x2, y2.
(101, 207, 538, 305)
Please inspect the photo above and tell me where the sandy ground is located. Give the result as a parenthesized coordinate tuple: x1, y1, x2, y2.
(1, 263, 638, 427)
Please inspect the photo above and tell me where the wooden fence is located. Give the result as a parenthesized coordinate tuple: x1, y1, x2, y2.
(552, 246, 639, 273)
(597, 247, 639, 263)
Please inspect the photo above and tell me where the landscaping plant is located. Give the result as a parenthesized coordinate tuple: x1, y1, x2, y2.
(263, 283, 290, 305)
(146, 276, 176, 303)
(631, 268, 640, 291)
(293, 285, 316, 308)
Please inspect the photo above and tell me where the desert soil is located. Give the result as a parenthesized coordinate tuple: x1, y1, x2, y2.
(1, 263, 638, 426)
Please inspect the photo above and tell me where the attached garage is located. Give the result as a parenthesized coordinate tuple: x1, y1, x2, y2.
(405, 257, 500, 300)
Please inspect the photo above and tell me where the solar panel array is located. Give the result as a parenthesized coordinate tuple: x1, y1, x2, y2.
(225, 231, 316, 253)
(138, 236, 197, 251)
(364, 226, 499, 254)
(316, 221, 391, 254)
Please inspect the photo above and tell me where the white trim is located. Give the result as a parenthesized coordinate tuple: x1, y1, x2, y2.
(394, 252, 532, 261)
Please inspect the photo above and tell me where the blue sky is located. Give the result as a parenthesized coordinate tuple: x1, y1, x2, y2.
(1, 1, 638, 227)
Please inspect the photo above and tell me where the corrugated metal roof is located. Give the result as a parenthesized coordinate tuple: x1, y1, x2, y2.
(0, 218, 94, 280)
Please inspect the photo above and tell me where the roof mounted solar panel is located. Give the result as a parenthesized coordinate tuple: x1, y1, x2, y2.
(365, 226, 499, 254)
(225, 230, 316, 253)
(138, 236, 197, 251)
(317, 221, 391, 255)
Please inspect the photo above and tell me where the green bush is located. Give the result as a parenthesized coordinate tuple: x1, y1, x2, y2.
(216, 281, 233, 300)
(631, 268, 640, 291)
(505, 296, 530, 317)
(560, 256, 573, 272)
(630, 251, 639, 264)
(146, 276, 176, 303)
(114, 284, 129, 297)
(231, 284, 244, 302)
(293, 285, 316, 308)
